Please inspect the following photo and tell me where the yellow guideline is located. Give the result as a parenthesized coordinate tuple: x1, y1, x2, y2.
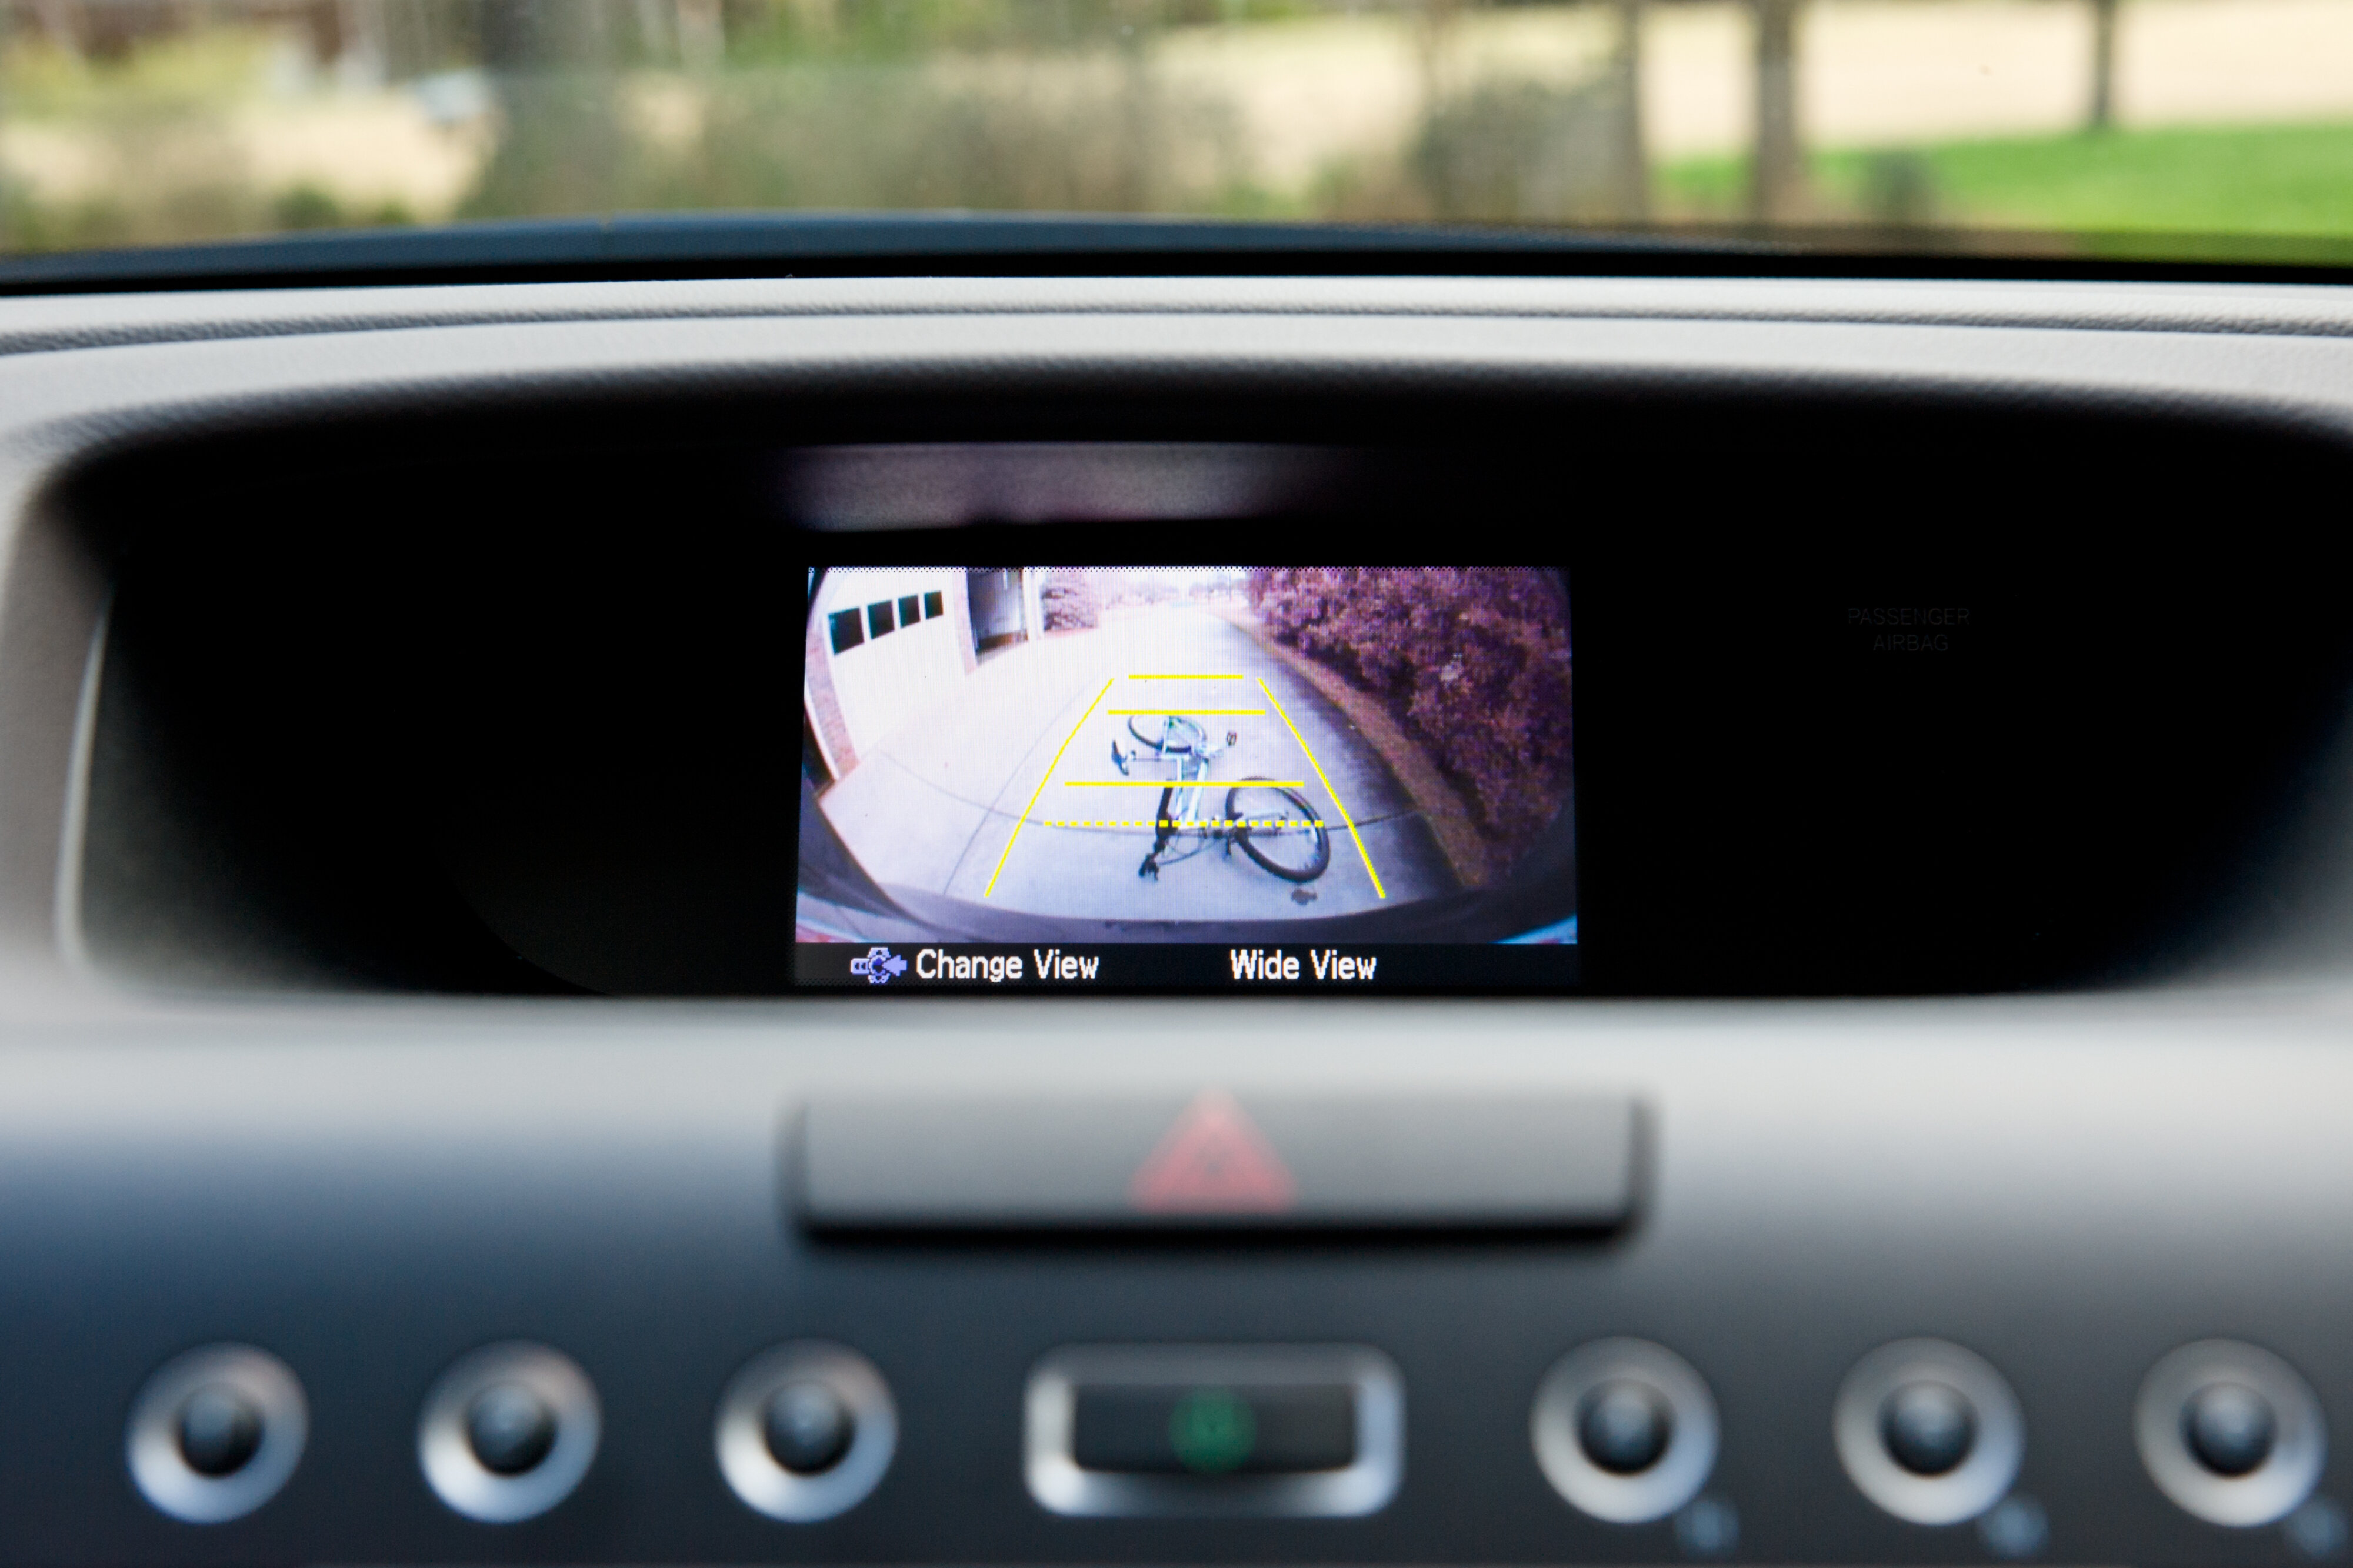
(1064, 780, 1305, 787)
(1259, 677, 1385, 899)
(982, 676, 1114, 899)
(1106, 709, 1265, 716)
(1040, 819, 1327, 829)
(1126, 673, 1245, 679)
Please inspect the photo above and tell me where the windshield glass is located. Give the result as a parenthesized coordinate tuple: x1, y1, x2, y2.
(0, 0, 2343, 265)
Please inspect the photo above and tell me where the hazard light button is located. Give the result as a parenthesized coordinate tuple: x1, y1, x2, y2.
(795, 1089, 1637, 1231)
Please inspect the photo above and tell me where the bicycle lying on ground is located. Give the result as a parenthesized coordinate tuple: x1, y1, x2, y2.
(1112, 714, 1332, 884)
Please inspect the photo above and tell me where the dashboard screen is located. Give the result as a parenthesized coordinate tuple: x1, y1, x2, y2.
(796, 566, 1576, 992)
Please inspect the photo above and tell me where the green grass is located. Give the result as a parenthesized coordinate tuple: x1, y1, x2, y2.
(1663, 120, 2353, 239)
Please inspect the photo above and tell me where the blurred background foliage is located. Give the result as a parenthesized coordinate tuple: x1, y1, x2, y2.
(2, 0, 2352, 252)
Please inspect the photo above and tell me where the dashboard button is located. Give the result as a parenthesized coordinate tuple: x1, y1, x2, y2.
(1881, 1380, 1977, 1477)
(1532, 1340, 1718, 1523)
(2184, 1381, 2277, 1477)
(465, 1382, 559, 1476)
(175, 1384, 265, 1477)
(2137, 1341, 2324, 1526)
(764, 1380, 856, 1475)
(716, 1343, 897, 1521)
(126, 1345, 308, 1523)
(1027, 1345, 1401, 1517)
(1834, 1340, 2021, 1526)
(418, 1343, 599, 1523)
(1071, 1383, 1357, 1475)
(797, 1090, 1637, 1231)
(1577, 1379, 1674, 1475)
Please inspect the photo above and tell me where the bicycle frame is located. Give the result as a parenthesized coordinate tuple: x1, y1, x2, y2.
(1109, 712, 1332, 886)
(1113, 716, 1239, 879)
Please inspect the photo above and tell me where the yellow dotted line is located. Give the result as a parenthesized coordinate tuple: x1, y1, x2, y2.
(1037, 819, 1329, 830)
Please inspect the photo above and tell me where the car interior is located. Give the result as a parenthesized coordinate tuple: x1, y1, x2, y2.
(5, 4, 2353, 1567)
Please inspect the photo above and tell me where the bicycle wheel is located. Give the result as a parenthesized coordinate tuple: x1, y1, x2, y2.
(1227, 782, 1332, 883)
(1128, 713, 1205, 755)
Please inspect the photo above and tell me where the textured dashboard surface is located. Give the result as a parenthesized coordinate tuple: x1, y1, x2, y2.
(3, 1000, 2353, 1564)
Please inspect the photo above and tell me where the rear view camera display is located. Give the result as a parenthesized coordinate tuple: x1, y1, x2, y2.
(796, 567, 1575, 990)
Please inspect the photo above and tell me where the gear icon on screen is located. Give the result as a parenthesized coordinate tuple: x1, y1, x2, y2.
(847, 946, 909, 985)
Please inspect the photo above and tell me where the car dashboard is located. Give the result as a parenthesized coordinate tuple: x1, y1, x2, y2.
(4, 271, 2353, 1567)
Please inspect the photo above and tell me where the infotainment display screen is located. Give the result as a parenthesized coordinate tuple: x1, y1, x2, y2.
(796, 567, 1574, 991)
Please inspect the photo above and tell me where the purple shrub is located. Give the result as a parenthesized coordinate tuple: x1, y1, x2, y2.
(1039, 568, 1100, 631)
(1248, 568, 1572, 861)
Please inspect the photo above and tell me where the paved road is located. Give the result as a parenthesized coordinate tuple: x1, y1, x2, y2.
(818, 606, 1456, 926)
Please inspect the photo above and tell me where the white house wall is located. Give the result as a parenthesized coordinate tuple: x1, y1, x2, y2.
(813, 568, 969, 770)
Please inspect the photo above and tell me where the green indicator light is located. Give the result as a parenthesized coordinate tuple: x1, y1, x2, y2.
(1168, 1387, 1256, 1474)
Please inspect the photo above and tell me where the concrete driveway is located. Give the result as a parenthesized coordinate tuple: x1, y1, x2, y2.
(816, 605, 1457, 926)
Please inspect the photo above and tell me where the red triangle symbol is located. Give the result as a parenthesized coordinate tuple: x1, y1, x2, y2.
(1129, 1089, 1298, 1214)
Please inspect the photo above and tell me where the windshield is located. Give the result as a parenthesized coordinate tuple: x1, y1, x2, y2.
(0, 0, 2343, 266)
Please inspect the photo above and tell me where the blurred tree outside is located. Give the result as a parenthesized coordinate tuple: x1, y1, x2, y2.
(1611, 0, 1647, 218)
(0, 0, 1665, 243)
(466, 4, 639, 217)
(1414, 74, 1637, 221)
(2088, 0, 2119, 129)
(1749, 0, 1804, 218)
(4, 0, 2353, 252)
(0, 20, 272, 249)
